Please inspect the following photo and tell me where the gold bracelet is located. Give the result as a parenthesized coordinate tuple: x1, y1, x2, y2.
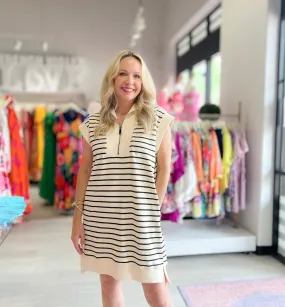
(72, 200, 84, 210)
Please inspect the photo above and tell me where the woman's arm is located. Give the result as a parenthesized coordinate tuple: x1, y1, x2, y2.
(73, 139, 93, 220)
(71, 139, 93, 254)
(156, 126, 172, 206)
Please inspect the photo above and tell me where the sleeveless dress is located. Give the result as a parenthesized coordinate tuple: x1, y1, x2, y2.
(79, 105, 174, 283)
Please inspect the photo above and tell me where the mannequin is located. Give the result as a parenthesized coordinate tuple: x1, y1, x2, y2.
(183, 74, 200, 122)
(157, 86, 171, 112)
(169, 76, 184, 120)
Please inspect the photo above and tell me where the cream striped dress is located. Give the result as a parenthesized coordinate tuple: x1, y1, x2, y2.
(79, 105, 174, 283)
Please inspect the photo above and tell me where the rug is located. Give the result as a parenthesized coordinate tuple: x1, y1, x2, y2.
(178, 277, 285, 307)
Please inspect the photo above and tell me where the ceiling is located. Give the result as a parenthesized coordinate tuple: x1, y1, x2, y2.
(0, 0, 165, 57)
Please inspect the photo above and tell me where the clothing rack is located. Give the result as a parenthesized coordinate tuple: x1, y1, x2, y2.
(171, 102, 244, 229)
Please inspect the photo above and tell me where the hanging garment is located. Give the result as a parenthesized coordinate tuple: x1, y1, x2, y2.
(231, 130, 249, 213)
(0, 108, 11, 173)
(220, 127, 233, 194)
(0, 133, 11, 196)
(20, 109, 33, 167)
(79, 105, 174, 283)
(39, 113, 57, 205)
(29, 106, 46, 181)
(191, 130, 203, 218)
(161, 132, 184, 216)
(53, 110, 84, 212)
(174, 132, 197, 221)
(207, 130, 223, 217)
(7, 105, 32, 214)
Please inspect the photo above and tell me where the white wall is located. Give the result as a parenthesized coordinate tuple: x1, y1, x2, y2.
(0, 0, 165, 99)
(220, 0, 281, 246)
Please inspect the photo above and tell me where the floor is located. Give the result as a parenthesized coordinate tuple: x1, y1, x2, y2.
(1, 188, 285, 306)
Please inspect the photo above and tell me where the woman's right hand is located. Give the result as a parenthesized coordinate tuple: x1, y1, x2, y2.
(71, 217, 85, 255)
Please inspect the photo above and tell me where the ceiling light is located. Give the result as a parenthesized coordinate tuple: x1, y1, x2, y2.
(14, 40, 22, 51)
(42, 41, 49, 53)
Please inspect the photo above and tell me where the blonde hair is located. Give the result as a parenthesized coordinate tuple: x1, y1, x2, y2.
(94, 50, 156, 136)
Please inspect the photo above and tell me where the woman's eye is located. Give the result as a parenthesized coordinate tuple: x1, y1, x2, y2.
(119, 72, 127, 76)
(134, 74, 141, 79)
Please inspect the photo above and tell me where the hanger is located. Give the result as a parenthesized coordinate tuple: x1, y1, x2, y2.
(0, 95, 12, 108)
(55, 101, 87, 116)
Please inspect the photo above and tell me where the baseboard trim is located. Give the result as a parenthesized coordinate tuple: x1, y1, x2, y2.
(255, 245, 273, 255)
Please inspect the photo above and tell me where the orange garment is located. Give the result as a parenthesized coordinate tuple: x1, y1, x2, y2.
(208, 130, 223, 217)
(29, 105, 46, 181)
(190, 130, 203, 218)
(7, 104, 32, 214)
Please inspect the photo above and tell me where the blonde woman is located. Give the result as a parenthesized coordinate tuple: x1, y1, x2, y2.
(71, 50, 174, 307)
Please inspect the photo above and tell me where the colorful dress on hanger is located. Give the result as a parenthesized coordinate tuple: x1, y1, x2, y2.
(7, 104, 32, 214)
(53, 110, 85, 213)
(21, 109, 33, 168)
(39, 113, 57, 205)
(29, 105, 46, 182)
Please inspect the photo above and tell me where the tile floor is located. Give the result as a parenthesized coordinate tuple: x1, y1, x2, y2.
(1, 188, 285, 306)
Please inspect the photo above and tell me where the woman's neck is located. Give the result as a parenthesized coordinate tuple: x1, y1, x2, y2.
(115, 101, 134, 116)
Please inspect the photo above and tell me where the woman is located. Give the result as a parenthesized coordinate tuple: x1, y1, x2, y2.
(71, 50, 174, 307)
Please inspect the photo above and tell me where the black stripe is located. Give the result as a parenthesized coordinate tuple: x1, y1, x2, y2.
(85, 183, 156, 190)
(83, 222, 162, 235)
(84, 204, 159, 212)
(87, 178, 155, 184)
(84, 250, 166, 267)
(84, 210, 161, 221)
(83, 208, 161, 218)
(84, 188, 157, 195)
(84, 215, 160, 228)
(85, 238, 164, 252)
(84, 227, 163, 241)
(85, 242, 165, 258)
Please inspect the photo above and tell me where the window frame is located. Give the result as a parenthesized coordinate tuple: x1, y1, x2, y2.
(176, 5, 221, 104)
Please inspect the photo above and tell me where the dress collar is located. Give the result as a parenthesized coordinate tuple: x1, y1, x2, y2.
(111, 103, 137, 118)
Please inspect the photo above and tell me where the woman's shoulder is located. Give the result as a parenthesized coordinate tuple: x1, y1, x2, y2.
(86, 111, 100, 121)
(154, 105, 174, 121)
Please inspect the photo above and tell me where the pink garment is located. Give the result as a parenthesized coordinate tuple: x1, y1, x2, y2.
(183, 91, 200, 122)
(0, 134, 11, 196)
(157, 89, 171, 112)
(170, 91, 184, 120)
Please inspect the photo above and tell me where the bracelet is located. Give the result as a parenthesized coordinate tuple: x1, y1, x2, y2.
(72, 200, 84, 211)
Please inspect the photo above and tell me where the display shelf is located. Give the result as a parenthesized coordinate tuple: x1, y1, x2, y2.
(163, 218, 256, 257)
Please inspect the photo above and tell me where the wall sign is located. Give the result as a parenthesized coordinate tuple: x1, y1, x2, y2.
(0, 54, 86, 93)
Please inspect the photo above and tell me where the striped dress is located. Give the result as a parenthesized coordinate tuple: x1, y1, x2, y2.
(79, 105, 174, 283)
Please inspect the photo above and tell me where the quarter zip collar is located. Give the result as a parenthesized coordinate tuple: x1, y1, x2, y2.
(112, 103, 137, 119)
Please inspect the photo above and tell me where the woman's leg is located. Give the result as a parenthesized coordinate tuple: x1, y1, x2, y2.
(142, 281, 172, 307)
(100, 274, 124, 307)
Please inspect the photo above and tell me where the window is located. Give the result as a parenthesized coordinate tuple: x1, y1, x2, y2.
(192, 60, 207, 106)
(210, 53, 222, 105)
(176, 5, 221, 108)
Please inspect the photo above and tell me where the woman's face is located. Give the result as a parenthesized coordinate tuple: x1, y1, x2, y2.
(114, 57, 142, 104)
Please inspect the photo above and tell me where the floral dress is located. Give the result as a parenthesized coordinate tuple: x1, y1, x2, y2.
(53, 110, 85, 213)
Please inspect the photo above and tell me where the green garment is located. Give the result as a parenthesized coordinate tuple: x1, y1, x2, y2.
(39, 113, 56, 205)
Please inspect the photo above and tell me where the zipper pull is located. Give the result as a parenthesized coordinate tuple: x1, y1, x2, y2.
(119, 126, 122, 135)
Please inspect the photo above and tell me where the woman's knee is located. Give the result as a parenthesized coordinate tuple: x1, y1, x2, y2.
(142, 282, 168, 307)
(100, 274, 120, 294)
